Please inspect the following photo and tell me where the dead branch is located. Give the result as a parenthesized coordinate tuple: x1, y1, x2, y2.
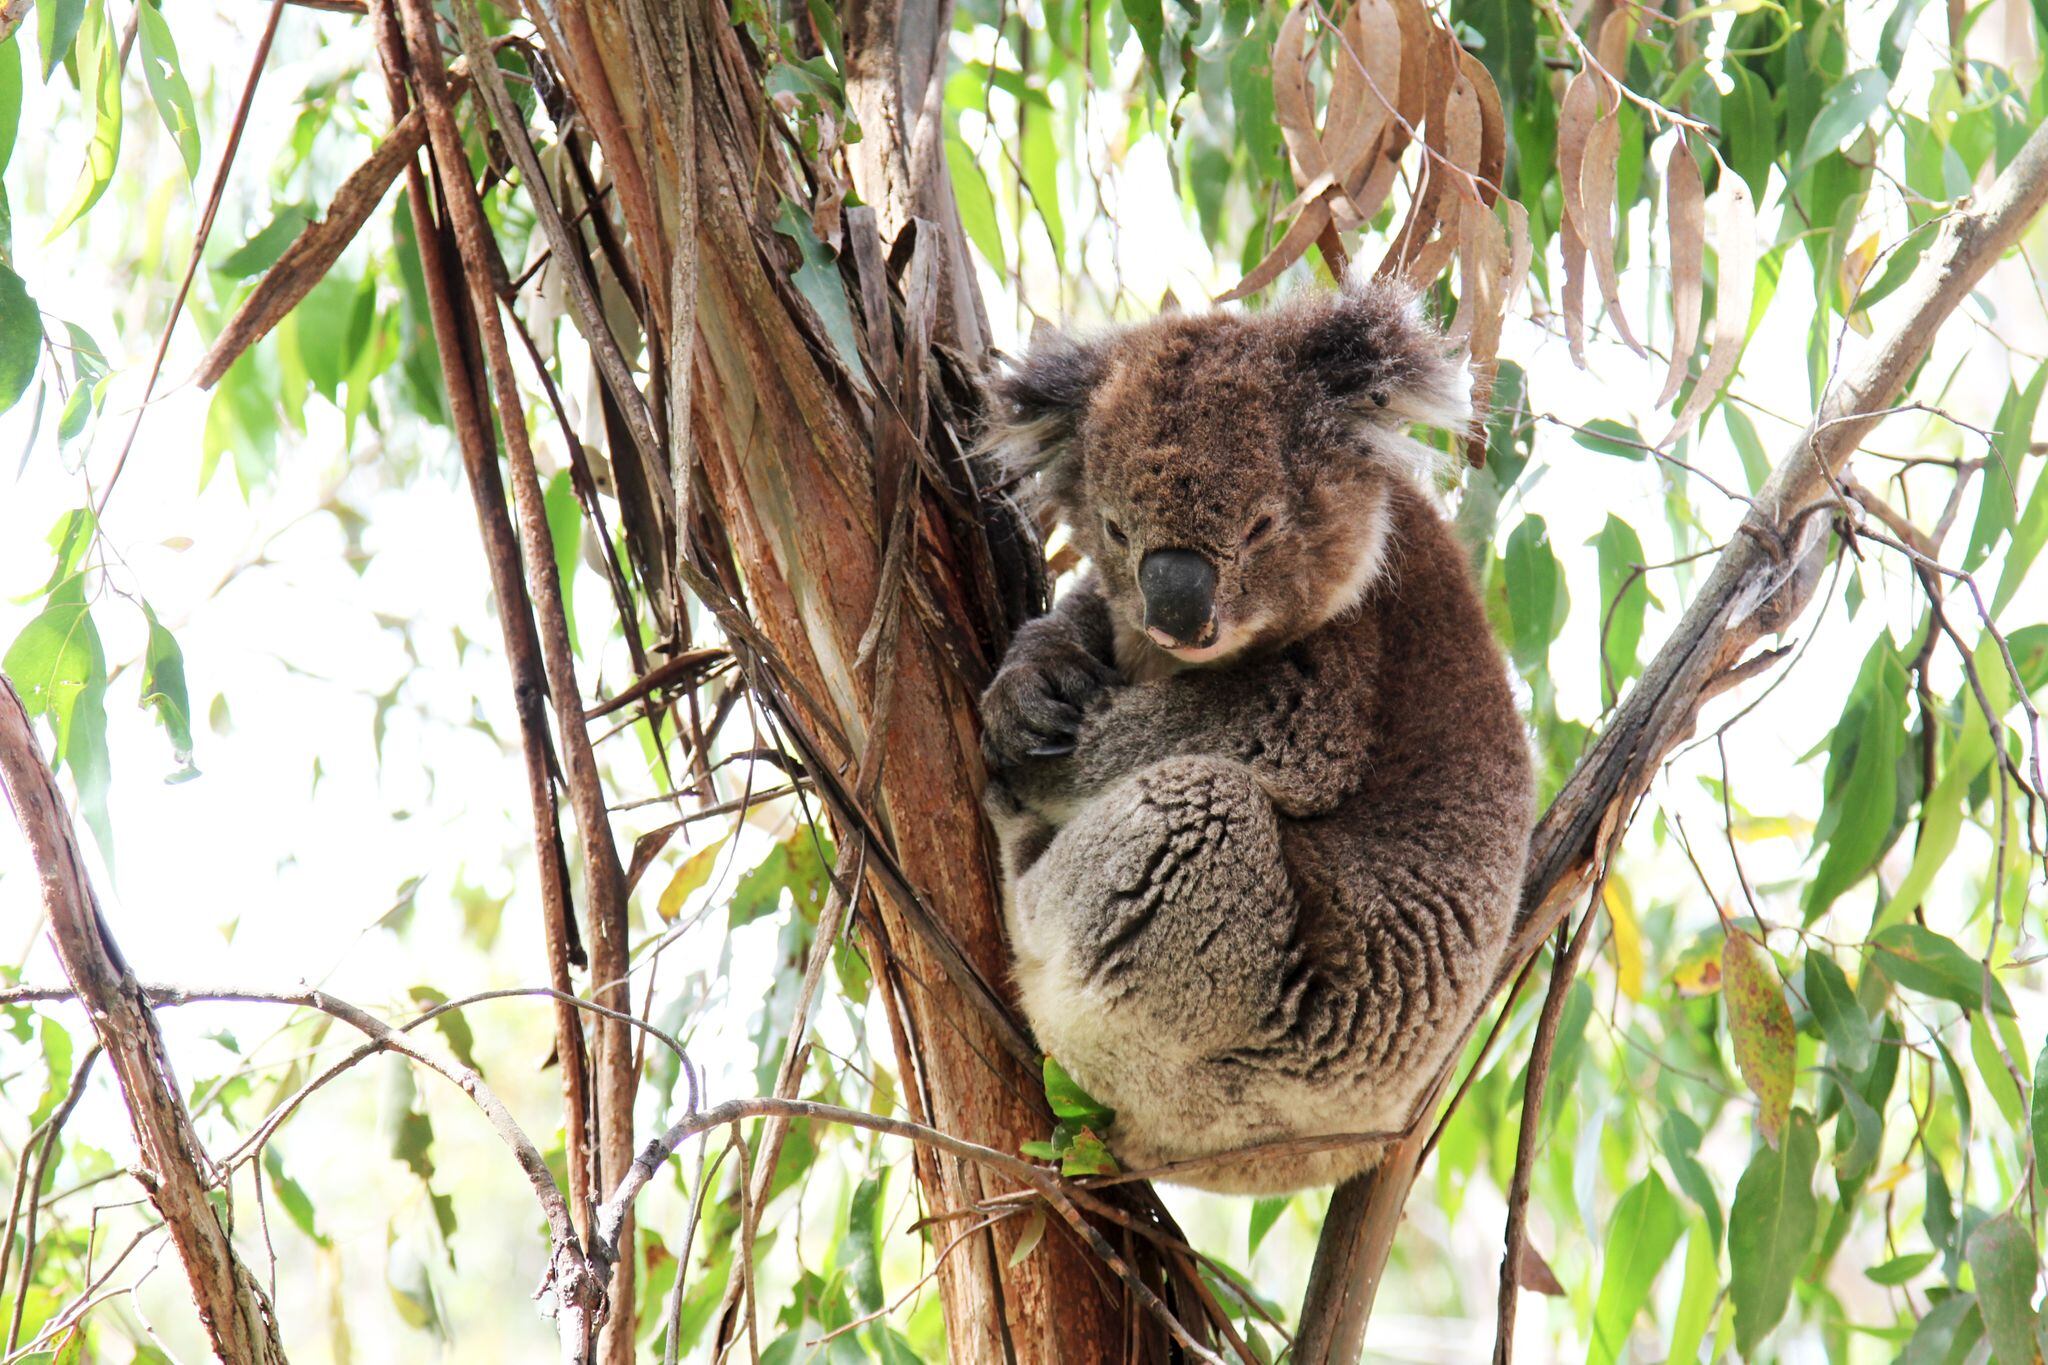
(1295, 112, 2048, 1365)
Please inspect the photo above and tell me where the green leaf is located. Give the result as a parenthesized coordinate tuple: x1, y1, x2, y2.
(1059, 1127, 1117, 1177)
(1721, 61, 1776, 203)
(1723, 930, 1794, 1146)
(36, 0, 85, 81)
(729, 827, 834, 931)
(944, 135, 1004, 274)
(1967, 1214, 2041, 1365)
(2031, 1035, 2048, 1188)
(4, 575, 112, 856)
(1729, 1109, 1820, 1357)
(1248, 1196, 1288, 1258)
(1880, 636, 2002, 926)
(1020, 108, 1064, 259)
(1043, 1055, 1115, 1129)
(1804, 641, 1906, 921)
(1795, 69, 1891, 173)
(1866, 1251, 1936, 1286)
(1871, 923, 2016, 1016)
(771, 199, 869, 394)
(219, 205, 316, 277)
(1803, 953, 1872, 1073)
(1668, 1220, 1720, 1365)
(1588, 1173, 1686, 1365)
(1571, 418, 1648, 460)
(45, 0, 121, 241)
(1902, 1293, 1982, 1365)
(0, 261, 37, 418)
(0, 37, 20, 175)
(138, 601, 195, 776)
(1966, 366, 2048, 574)
(1723, 404, 1773, 493)
(262, 1146, 330, 1247)
(1593, 515, 1654, 699)
(836, 1173, 886, 1313)
(406, 987, 482, 1075)
(1969, 1011, 2025, 1126)
(543, 470, 581, 649)
(135, 0, 200, 180)
(1503, 515, 1564, 670)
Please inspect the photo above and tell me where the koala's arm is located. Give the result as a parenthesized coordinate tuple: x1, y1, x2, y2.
(1011, 634, 1376, 819)
(980, 574, 1120, 769)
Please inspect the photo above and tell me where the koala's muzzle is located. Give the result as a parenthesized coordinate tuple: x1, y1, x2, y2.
(1139, 548, 1218, 647)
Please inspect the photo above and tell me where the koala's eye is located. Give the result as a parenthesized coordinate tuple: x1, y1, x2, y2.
(1104, 517, 1128, 547)
(1243, 515, 1275, 547)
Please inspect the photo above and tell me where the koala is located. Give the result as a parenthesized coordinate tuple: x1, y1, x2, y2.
(977, 275, 1533, 1195)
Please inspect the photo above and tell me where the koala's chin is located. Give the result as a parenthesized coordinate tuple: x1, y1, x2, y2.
(976, 273, 1534, 1193)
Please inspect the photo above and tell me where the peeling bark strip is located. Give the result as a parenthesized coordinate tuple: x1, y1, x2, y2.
(190, 67, 469, 392)
(1295, 116, 2048, 1364)
(0, 678, 291, 1365)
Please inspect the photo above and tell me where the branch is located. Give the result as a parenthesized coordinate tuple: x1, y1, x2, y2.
(0, 677, 289, 1364)
(1296, 113, 2048, 1364)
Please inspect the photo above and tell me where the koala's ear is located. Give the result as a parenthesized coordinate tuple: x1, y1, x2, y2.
(1290, 274, 1473, 466)
(980, 329, 1110, 518)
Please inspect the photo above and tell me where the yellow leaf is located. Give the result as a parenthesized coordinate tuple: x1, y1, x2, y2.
(656, 836, 728, 922)
(1671, 934, 1725, 998)
(1603, 878, 1645, 1002)
(1723, 930, 1795, 1147)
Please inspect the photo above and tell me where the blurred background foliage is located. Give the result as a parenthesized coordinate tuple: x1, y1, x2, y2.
(5, 0, 2048, 1360)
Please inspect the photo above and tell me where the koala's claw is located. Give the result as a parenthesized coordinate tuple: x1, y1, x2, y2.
(978, 635, 1115, 771)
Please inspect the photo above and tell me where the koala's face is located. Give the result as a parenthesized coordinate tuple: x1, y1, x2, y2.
(987, 279, 1469, 666)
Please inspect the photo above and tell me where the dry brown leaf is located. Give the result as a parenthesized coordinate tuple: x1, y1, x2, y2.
(1660, 177, 1756, 447)
(1454, 198, 1508, 464)
(1459, 49, 1507, 205)
(1595, 5, 1637, 80)
(1555, 71, 1600, 245)
(1220, 196, 1335, 302)
(1560, 212, 1589, 368)
(1579, 104, 1645, 355)
(1327, 0, 1399, 185)
(1503, 198, 1533, 310)
(1273, 2, 1325, 185)
(1378, 25, 1461, 281)
(1517, 1240, 1567, 1297)
(1657, 136, 1706, 407)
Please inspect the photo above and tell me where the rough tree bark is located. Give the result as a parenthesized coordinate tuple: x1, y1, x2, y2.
(0, 680, 290, 1365)
(544, 0, 1147, 1357)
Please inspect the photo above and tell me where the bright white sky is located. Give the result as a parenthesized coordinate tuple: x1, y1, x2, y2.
(3, 2, 2048, 1361)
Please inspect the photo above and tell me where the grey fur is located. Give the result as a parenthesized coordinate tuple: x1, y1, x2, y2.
(979, 277, 1533, 1194)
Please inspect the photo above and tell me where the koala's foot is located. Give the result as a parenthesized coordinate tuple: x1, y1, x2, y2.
(1014, 755, 1296, 1047)
(982, 771, 1057, 880)
(978, 624, 1117, 771)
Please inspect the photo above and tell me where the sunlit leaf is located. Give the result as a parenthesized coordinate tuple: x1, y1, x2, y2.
(1871, 923, 2016, 1016)
(136, 0, 200, 180)
(45, 0, 121, 241)
(1723, 930, 1793, 1147)
(1588, 1172, 1685, 1365)
(0, 260, 38, 417)
(1794, 69, 1891, 172)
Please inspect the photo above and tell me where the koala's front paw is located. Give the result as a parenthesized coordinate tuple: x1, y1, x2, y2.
(979, 632, 1117, 770)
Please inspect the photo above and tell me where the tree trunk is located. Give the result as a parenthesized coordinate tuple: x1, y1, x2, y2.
(548, 0, 1138, 1356)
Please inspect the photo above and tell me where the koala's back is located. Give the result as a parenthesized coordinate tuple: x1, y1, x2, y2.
(1083, 482, 1532, 1194)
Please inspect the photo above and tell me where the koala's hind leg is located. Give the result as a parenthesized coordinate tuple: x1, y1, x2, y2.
(1010, 755, 1298, 1056)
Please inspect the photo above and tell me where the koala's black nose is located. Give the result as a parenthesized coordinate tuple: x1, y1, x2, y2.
(1139, 548, 1217, 646)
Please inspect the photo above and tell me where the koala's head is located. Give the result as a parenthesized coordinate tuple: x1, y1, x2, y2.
(984, 276, 1470, 666)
